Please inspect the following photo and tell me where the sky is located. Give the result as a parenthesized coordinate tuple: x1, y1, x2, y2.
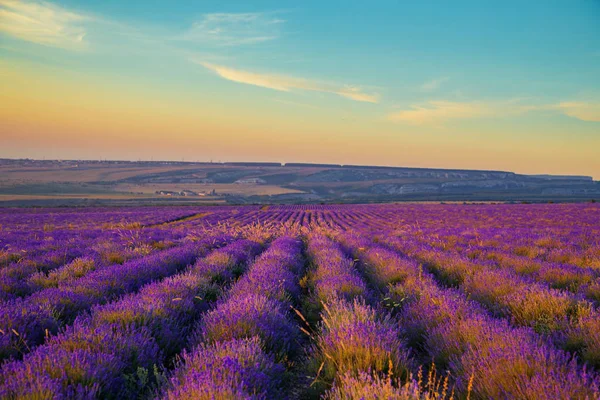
(1, 0, 599, 178)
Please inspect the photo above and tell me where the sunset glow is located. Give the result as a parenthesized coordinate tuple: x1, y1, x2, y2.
(1, 0, 599, 177)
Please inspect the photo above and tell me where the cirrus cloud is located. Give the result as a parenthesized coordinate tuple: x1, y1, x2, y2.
(554, 102, 600, 122)
(182, 12, 284, 46)
(420, 77, 449, 92)
(388, 101, 492, 124)
(388, 99, 600, 125)
(196, 61, 380, 103)
(0, 0, 90, 50)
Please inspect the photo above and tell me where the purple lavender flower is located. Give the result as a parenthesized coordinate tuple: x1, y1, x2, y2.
(201, 293, 299, 357)
(162, 337, 285, 400)
(315, 297, 412, 384)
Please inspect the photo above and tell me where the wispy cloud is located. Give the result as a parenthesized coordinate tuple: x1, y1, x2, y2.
(420, 77, 449, 92)
(517, 100, 600, 122)
(196, 61, 380, 103)
(389, 99, 600, 125)
(182, 12, 283, 46)
(388, 101, 491, 124)
(337, 86, 380, 103)
(0, 0, 90, 50)
(554, 102, 600, 122)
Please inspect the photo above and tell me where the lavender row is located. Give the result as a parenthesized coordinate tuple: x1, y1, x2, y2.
(0, 204, 599, 399)
(357, 237, 600, 398)
(468, 247, 599, 303)
(1, 248, 84, 301)
(160, 236, 305, 399)
(381, 235, 600, 370)
(1, 242, 167, 303)
(1, 227, 186, 301)
(0, 239, 261, 399)
(303, 235, 416, 398)
(404, 230, 600, 303)
(21, 232, 180, 299)
(441, 226, 600, 270)
(328, 233, 462, 398)
(305, 235, 370, 305)
(2, 204, 599, 238)
(0, 207, 214, 232)
(0, 236, 231, 361)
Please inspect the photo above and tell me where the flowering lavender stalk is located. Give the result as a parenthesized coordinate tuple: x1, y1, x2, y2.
(200, 292, 299, 358)
(199, 237, 304, 356)
(0, 239, 260, 399)
(338, 233, 417, 292)
(0, 248, 83, 301)
(372, 243, 600, 398)
(161, 236, 304, 398)
(563, 308, 600, 369)
(304, 234, 413, 397)
(306, 235, 370, 304)
(316, 297, 412, 384)
(0, 202, 599, 398)
(0, 321, 160, 399)
(92, 239, 262, 357)
(0, 226, 185, 302)
(162, 337, 285, 400)
(384, 236, 585, 335)
(0, 235, 231, 361)
(28, 257, 98, 291)
(324, 370, 446, 400)
(449, 321, 599, 399)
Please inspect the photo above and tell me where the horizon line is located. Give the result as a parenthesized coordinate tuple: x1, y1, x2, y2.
(0, 156, 595, 180)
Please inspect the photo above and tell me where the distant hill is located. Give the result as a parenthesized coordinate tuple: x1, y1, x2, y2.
(0, 158, 597, 206)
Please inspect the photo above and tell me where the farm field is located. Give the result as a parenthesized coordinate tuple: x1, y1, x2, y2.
(1, 160, 597, 206)
(0, 203, 599, 399)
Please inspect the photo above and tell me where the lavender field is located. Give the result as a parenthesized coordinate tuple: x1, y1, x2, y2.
(0, 204, 599, 399)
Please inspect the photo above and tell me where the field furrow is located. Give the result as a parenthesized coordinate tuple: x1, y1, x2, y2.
(0, 235, 232, 362)
(1, 204, 599, 399)
(379, 235, 600, 372)
(158, 236, 305, 399)
(0, 239, 263, 398)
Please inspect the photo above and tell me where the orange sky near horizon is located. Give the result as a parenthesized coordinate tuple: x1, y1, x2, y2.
(1, 1, 599, 179)
(1, 57, 599, 180)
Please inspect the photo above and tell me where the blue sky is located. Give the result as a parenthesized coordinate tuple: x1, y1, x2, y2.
(1, 0, 599, 177)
